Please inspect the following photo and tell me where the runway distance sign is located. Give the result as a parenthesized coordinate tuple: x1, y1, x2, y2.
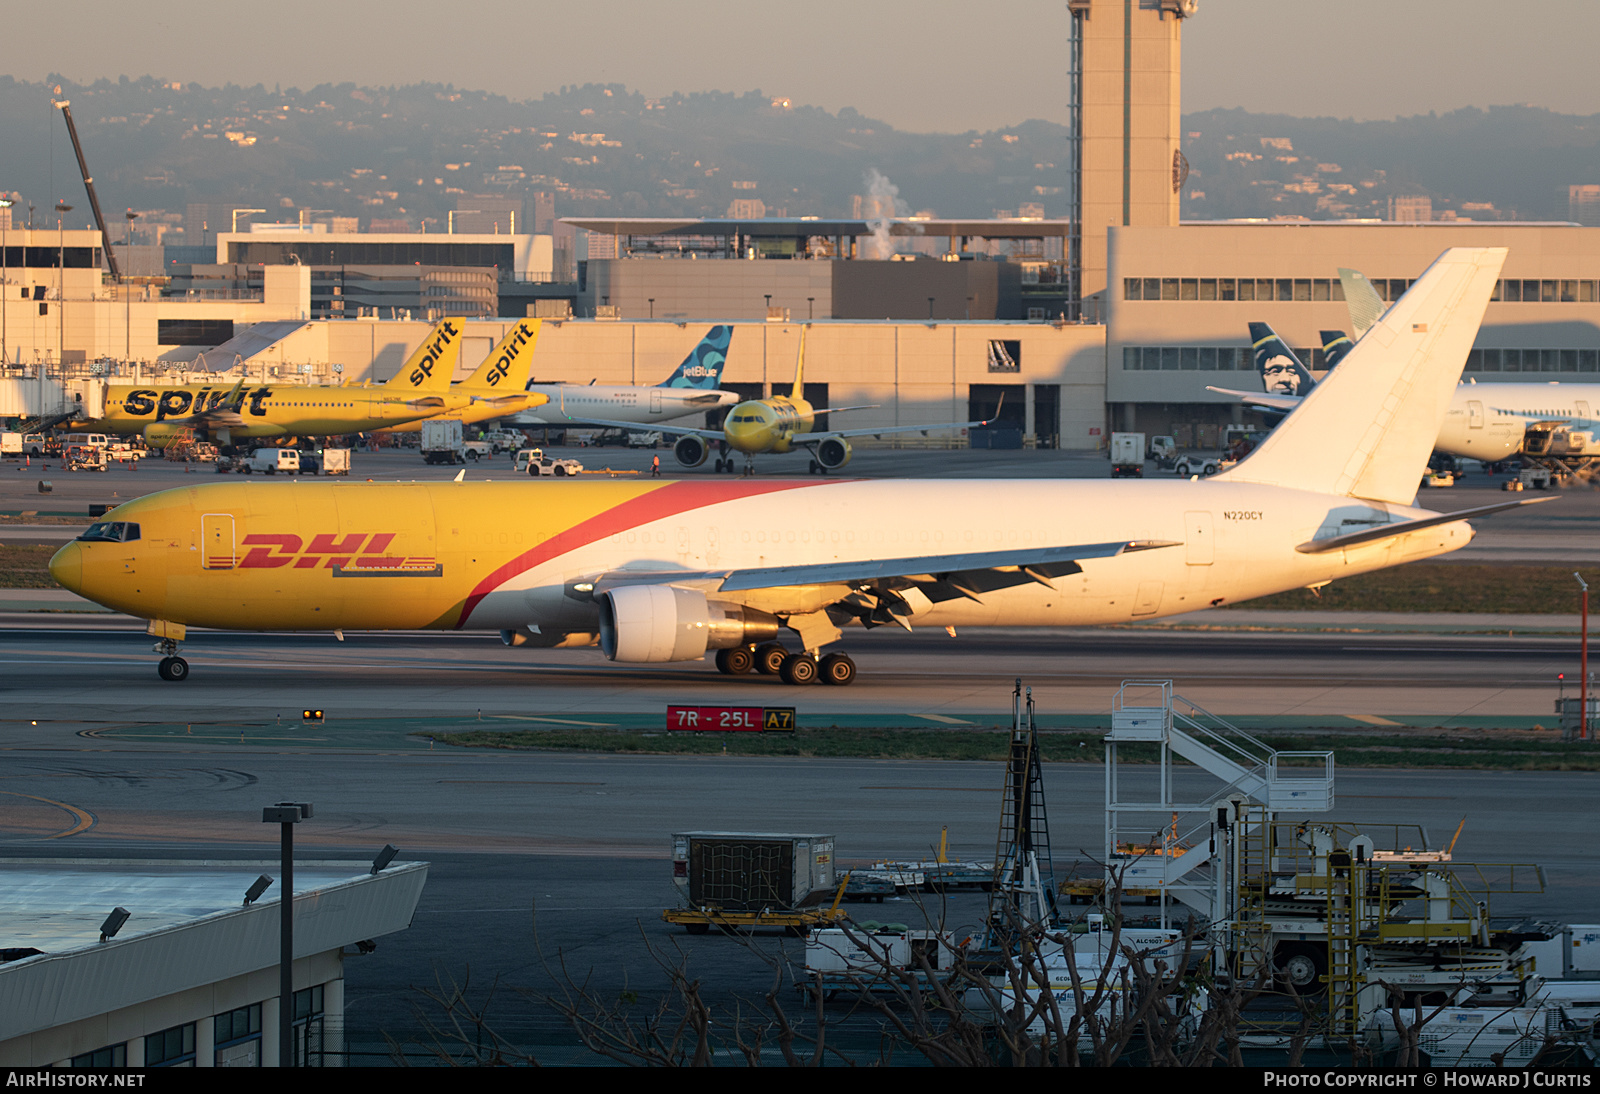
(667, 706, 797, 732)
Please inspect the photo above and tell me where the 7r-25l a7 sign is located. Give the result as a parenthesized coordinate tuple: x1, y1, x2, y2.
(667, 706, 796, 732)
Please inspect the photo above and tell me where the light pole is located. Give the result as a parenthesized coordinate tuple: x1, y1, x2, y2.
(55, 202, 71, 370)
(0, 197, 11, 367)
(124, 211, 139, 365)
(1577, 573, 1590, 741)
(231, 207, 265, 234)
(262, 801, 313, 1066)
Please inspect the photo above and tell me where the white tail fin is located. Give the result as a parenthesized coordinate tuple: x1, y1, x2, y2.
(1215, 247, 1506, 504)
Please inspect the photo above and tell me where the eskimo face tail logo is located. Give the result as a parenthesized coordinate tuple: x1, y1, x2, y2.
(1249, 323, 1315, 398)
(409, 320, 462, 386)
(664, 325, 732, 388)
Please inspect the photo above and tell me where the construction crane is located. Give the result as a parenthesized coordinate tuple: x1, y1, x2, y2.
(51, 92, 121, 282)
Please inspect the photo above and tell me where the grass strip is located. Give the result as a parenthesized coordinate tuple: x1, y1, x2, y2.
(439, 725, 1600, 770)
(1225, 563, 1600, 614)
(0, 545, 61, 588)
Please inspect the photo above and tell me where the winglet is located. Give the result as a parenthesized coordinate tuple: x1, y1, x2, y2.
(790, 327, 807, 402)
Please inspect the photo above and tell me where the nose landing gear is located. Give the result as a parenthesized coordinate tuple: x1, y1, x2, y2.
(153, 638, 189, 682)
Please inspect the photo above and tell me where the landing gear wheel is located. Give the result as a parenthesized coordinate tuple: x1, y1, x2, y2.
(754, 643, 787, 675)
(715, 647, 754, 675)
(819, 652, 857, 686)
(808, 459, 819, 474)
(157, 656, 190, 682)
(1274, 942, 1328, 995)
(714, 458, 726, 473)
(779, 653, 818, 685)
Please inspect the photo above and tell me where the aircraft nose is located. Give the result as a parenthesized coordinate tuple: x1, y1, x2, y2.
(49, 541, 83, 594)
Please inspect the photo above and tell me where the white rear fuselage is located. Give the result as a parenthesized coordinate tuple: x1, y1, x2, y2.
(513, 384, 738, 426)
(463, 477, 1472, 632)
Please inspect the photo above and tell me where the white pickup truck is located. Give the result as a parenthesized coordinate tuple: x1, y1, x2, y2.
(514, 448, 584, 477)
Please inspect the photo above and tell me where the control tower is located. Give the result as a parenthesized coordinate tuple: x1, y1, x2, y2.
(1069, 0, 1194, 317)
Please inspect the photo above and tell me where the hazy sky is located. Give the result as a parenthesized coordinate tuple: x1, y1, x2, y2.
(7, 1, 1600, 131)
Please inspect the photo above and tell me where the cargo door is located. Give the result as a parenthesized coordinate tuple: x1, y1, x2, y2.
(1184, 511, 1214, 566)
(1132, 580, 1164, 617)
(1468, 400, 1484, 430)
(650, 388, 662, 416)
(201, 513, 236, 570)
(1577, 400, 1591, 421)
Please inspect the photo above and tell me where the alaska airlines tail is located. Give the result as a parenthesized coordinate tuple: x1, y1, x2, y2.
(1250, 322, 1317, 398)
(1219, 247, 1507, 504)
(462, 319, 540, 391)
(384, 320, 465, 393)
(1338, 268, 1387, 337)
(657, 325, 732, 388)
(1320, 330, 1355, 370)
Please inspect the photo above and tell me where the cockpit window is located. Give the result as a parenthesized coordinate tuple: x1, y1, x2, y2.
(77, 521, 140, 543)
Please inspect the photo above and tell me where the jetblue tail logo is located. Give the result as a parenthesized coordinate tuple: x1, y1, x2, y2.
(1249, 321, 1316, 398)
(660, 326, 732, 389)
(1320, 330, 1354, 371)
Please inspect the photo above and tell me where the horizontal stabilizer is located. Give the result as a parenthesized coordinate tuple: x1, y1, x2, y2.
(1205, 386, 1299, 412)
(1295, 497, 1555, 554)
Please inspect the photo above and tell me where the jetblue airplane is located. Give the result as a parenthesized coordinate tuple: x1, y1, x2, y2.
(510, 325, 739, 427)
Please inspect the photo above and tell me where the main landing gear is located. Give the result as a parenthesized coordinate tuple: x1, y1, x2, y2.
(714, 643, 857, 686)
(154, 638, 189, 682)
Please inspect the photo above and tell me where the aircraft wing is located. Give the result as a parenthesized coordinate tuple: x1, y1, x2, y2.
(807, 416, 993, 442)
(1205, 386, 1302, 413)
(560, 415, 724, 440)
(715, 539, 1179, 592)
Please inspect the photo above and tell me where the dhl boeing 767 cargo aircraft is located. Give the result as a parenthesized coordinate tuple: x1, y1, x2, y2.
(51, 249, 1542, 685)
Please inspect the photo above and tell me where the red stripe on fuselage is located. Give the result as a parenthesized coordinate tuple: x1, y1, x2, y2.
(455, 478, 829, 628)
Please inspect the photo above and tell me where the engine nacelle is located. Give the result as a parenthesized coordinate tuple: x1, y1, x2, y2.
(501, 626, 599, 649)
(142, 422, 193, 449)
(674, 434, 709, 467)
(816, 436, 852, 470)
(598, 585, 779, 662)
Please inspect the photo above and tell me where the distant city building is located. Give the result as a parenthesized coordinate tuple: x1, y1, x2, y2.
(452, 195, 523, 235)
(726, 198, 767, 219)
(1388, 195, 1433, 222)
(1569, 185, 1600, 227)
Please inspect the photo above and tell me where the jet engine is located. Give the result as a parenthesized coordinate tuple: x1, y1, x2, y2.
(673, 434, 709, 467)
(816, 437, 852, 470)
(598, 585, 778, 662)
(501, 626, 599, 649)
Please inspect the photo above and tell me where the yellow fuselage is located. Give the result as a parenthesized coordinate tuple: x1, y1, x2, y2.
(722, 396, 814, 454)
(84, 382, 473, 440)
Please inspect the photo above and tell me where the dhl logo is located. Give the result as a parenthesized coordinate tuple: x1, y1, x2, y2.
(235, 532, 433, 571)
(484, 321, 535, 388)
(408, 320, 462, 385)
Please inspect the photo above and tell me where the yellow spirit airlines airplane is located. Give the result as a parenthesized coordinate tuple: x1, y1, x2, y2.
(377, 319, 546, 433)
(567, 329, 985, 474)
(80, 320, 476, 448)
(52, 248, 1540, 686)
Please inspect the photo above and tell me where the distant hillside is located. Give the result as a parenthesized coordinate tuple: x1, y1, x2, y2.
(2, 75, 1598, 234)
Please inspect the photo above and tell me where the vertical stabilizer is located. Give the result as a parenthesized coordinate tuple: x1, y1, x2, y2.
(658, 326, 732, 388)
(462, 319, 540, 390)
(1250, 322, 1316, 398)
(384, 320, 465, 392)
(789, 327, 807, 402)
(1319, 330, 1355, 370)
(1217, 248, 1506, 504)
(1338, 268, 1387, 337)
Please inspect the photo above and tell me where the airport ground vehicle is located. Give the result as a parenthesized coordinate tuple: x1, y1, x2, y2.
(1172, 451, 1223, 477)
(481, 430, 524, 454)
(0, 432, 19, 456)
(1504, 466, 1554, 491)
(239, 448, 300, 475)
(1109, 432, 1145, 477)
(63, 444, 106, 472)
(421, 419, 465, 465)
(666, 831, 841, 934)
(318, 448, 351, 476)
(461, 438, 491, 461)
(1146, 434, 1177, 468)
(21, 434, 46, 456)
(513, 447, 583, 476)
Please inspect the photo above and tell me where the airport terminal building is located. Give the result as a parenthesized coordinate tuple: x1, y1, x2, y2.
(6, 0, 1600, 451)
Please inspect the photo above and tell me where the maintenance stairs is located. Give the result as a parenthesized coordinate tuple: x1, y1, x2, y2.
(1105, 680, 1334, 904)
